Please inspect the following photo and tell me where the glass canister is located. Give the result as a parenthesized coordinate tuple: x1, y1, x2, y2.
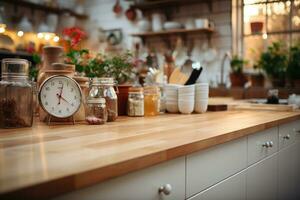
(144, 86, 159, 116)
(88, 78, 118, 122)
(128, 87, 144, 117)
(85, 97, 107, 125)
(0, 58, 33, 128)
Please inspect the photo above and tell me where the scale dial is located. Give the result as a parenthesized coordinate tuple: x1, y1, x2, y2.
(39, 75, 82, 118)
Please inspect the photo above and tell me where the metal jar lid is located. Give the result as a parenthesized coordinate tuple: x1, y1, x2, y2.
(87, 97, 106, 104)
(90, 77, 116, 86)
(1, 58, 29, 78)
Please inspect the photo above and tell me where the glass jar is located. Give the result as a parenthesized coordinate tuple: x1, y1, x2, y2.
(0, 58, 33, 128)
(144, 86, 159, 116)
(88, 78, 118, 122)
(128, 87, 144, 117)
(85, 98, 107, 125)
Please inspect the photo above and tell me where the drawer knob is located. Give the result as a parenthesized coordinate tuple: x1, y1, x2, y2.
(159, 184, 172, 195)
(268, 141, 273, 148)
(262, 142, 270, 148)
(283, 135, 291, 140)
(262, 141, 273, 148)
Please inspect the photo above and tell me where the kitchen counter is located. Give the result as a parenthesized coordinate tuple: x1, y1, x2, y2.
(1, 110, 300, 199)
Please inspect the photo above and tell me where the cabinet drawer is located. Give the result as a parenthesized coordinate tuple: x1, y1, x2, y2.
(186, 137, 247, 198)
(279, 121, 298, 150)
(246, 154, 278, 200)
(54, 157, 185, 200)
(187, 171, 246, 200)
(247, 127, 278, 166)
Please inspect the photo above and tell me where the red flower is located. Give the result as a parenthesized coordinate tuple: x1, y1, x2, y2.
(63, 27, 86, 48)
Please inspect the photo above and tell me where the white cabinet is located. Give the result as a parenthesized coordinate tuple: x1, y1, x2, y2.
(247, 127, 278, 166)
(55, 157, 185, 200)
(187, 171, 246, 200)
(186, 137, 247, 197)
(278, 144, 296, 200)
(246, 154, 278, 200)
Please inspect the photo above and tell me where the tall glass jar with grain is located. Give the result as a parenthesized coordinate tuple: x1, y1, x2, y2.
(144, 86, 159, 116)
(0, 59, 33, 128)
(128, 87, 144, 117)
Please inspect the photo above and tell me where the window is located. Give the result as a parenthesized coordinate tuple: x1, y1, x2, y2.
(242, 0, 300, 68)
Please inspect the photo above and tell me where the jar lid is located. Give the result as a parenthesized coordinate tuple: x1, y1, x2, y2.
(1, 58, 29, 78)
(90, 77, 116, 86)
(144, 86, 159, 94)
(87, 97, 106, 104)
(129, 87, 143, 93)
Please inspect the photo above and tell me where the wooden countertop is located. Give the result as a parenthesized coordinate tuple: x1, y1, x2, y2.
(1, 110, 300, 199)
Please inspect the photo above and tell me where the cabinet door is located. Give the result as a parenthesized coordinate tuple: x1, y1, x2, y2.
(246, 154, 278, 200)
(278, 144, 296, 200)
(188, 171, 246, 200)
(186, 137, 247, 197)
(54, 157, 185, 200)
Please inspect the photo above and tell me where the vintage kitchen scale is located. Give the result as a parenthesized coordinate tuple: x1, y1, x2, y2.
(38, 75, 82, 125)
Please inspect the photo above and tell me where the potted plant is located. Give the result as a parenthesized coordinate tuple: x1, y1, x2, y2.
(230, 55, 248, 87)
(82, 52, 135, 116)
(250, 64, 265, 87)
(258, 42, 287, 87)
(287, 44, 300, 88)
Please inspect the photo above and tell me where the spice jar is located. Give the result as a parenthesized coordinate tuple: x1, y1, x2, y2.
(0, 58, 33, 128)
(85, 98, 108, 125)
(128, 87, 144, 117)
(97, 78, 118, 122)
(144, 86, 159, 116)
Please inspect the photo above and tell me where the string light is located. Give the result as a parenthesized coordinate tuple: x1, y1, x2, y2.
(37, 33, 44, 39)
(0, 24, 6, 33)
(44, 33, 51, 40)
(53, 36, 60, 42)
(17, 31, 24, 37)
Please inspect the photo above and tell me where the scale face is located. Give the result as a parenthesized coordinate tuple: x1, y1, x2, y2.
(39, 75, 82, 118)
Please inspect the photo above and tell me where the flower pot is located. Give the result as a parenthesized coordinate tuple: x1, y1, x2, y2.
(230, 73, 247, 87)
(117, 84, 132, 116)
(271, 78, 285, 88)
(250, 21, 263, 34)
(251, 74, 265, 87)
(293, 79, 300, 88)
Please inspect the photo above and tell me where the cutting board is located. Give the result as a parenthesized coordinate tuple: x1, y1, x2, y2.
(169, 67, 188, 85)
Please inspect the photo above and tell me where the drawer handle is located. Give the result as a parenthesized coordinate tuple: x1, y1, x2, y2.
(283, 135, 291, 140)
(159, 184, 172, 195)
(262, 141, 273, 148)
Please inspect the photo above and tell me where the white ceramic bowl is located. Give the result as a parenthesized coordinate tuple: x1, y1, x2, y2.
(195, 92, 209, 99)
(178, 85, 195, 93)
(166, 103, 179, 113)
(178, 101, 194, 114)
(195, 99, 208, 113)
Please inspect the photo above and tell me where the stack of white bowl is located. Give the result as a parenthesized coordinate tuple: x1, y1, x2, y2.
(195, 83, 209, 113)
(165, 84, 181, 113)
(178, 85, 195, 114)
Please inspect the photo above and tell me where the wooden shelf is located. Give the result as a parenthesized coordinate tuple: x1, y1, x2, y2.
(1, 0, 88, 19)
(131, 28, 214, 37)
(244, 29, 300, 37)
(131, 0, 212, 12)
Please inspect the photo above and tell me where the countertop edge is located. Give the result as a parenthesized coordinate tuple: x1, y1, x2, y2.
(2, 114, 300, 200)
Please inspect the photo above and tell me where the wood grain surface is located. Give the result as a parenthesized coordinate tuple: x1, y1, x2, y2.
(0, 110, 300, 199)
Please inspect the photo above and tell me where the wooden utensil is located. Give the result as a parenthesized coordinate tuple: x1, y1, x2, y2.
(169, 67, 188, 85)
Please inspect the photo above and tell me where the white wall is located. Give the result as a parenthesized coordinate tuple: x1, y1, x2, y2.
(84, 0, 232, 86)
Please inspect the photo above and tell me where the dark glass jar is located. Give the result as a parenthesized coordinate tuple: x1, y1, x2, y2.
(0, 59, 33, 128)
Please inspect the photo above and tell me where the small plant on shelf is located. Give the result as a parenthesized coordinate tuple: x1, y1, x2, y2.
(287, 43, 300, 88)
(258, 42, 288, 87)
(230, 55, 248, 87)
